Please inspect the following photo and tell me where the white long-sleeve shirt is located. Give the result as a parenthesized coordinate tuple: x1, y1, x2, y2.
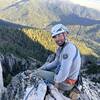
(43, 42, 81, 83)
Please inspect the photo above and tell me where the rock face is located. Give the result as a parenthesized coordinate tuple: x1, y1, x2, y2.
(0, 62, 4, 100)
(2, 70, 100, 100)
(0, 53, 42, 75)
(0, 53, 100, 100)
(80, 78, 100, 100)
(4, 70, 70, 100)
(0, 53, 42, 86)
(6, 70, 46, 100)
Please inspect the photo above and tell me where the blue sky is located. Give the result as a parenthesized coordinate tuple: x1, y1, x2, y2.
(70, 0, 100, 11)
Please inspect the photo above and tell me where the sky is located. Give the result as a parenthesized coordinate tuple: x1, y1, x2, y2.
(70, 0, 100, 11)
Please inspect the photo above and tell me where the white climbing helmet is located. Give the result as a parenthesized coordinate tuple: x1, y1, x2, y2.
(51, 24, 69, 37)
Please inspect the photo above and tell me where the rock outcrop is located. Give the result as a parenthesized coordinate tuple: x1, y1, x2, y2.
(0, 53, 42, 74)
(0, 62, 4, 100)
(4, 70, 71, 100)
(2, 70, 100, 100)
(0, 53, 100, 100)
(0, 53, 42, 86)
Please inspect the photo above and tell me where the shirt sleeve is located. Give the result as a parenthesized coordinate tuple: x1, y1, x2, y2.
(54, 44, 76, 83)
(43, 48, 61, 70)
(44, 56, 58, 70)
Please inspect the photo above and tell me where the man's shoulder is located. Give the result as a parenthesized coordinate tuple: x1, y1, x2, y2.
(63, 42, 77, 57)
(64, 41, 76, 50)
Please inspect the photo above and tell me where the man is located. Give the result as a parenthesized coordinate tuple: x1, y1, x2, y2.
(36, 24, 81, 99)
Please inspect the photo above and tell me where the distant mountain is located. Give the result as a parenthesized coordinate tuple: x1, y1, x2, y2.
(0, 0, 99, 58)
(0, 0, 100, 28)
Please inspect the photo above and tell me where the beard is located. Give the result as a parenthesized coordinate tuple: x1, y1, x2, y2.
(56, 40, 65, 47)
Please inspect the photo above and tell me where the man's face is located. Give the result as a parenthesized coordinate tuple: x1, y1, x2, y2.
(53, 33, 66, 46)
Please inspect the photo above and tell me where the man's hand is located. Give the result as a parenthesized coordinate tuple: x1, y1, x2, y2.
(38, 63, 48, 70)
(37, 66, 45, 70)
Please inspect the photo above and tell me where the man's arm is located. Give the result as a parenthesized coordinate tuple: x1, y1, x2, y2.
(40, 56, 58, 70)
(40, 47, 61, 70)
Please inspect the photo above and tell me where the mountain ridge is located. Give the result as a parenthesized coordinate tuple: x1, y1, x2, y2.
(0, 0, 100, 28)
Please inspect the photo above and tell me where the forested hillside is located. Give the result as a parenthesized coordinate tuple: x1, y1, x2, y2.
(0, 26, 99, 63)
(0, 26, 54, 62)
